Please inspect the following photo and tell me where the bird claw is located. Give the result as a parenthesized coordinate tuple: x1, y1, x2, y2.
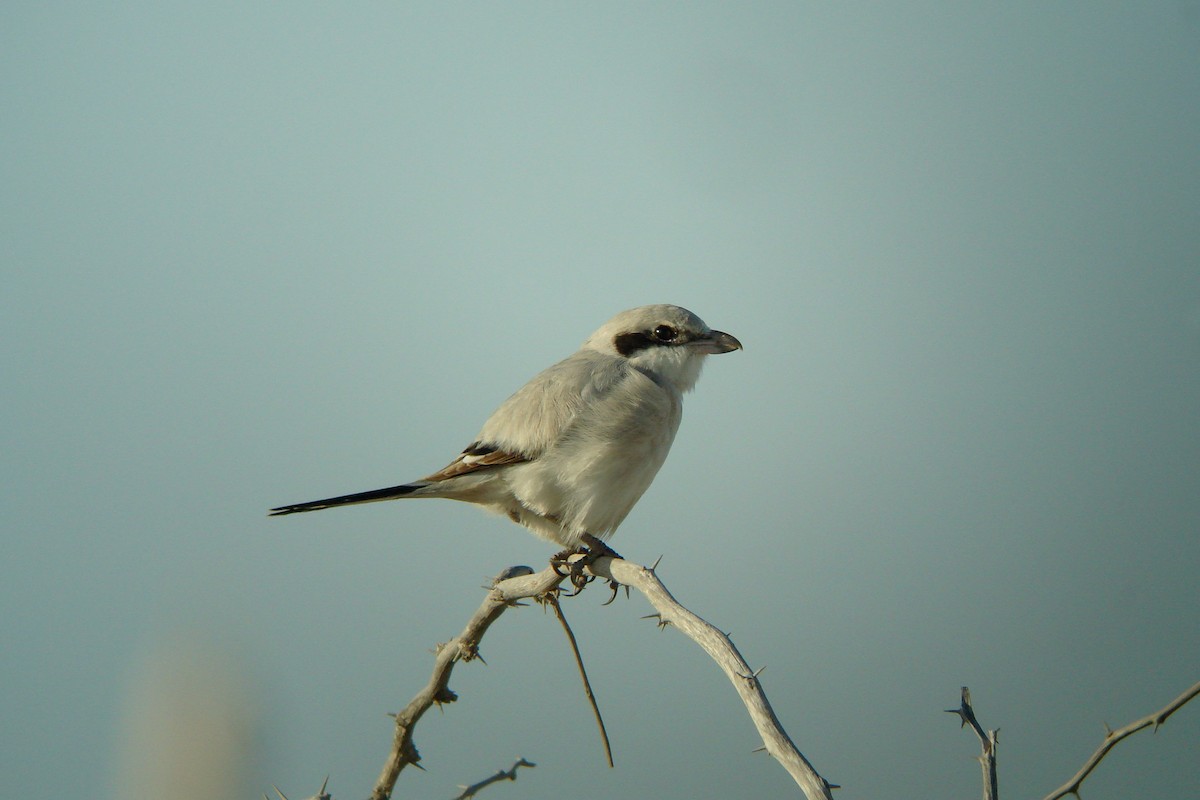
(550, 534, 623, 592)
(549, 547, 590, 591)
(600, 579, 622, 605)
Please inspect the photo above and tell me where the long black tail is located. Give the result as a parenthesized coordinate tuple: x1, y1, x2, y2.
(268, 482, 426, 516)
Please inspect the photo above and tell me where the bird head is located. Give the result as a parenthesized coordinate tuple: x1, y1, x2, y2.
(584, 304, 742, 393)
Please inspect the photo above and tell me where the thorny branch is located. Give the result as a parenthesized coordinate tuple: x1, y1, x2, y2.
(284, 558, 1197, 800)
(946, 687, 999, 800)
(370, 565, 567, 800)
(1041, 679, 1200, 800)
(369, 555, 833, 800)
(587, 557, 835, 800)
(452, 758, 536, 800)
(267, 776, 330, 800)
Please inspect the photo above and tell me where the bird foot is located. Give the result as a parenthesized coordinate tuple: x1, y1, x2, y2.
(550, 534, 623, 591)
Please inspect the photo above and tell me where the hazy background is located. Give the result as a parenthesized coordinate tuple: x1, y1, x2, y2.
(3, 4, 1197, 798)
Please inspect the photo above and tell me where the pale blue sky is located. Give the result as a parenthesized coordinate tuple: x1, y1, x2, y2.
(3, 4, 1198, 799)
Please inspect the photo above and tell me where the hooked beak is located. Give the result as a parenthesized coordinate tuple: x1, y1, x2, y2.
(690, 329, 743, 354)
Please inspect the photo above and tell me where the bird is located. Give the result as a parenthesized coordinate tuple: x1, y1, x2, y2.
(269, 304, 742, 551)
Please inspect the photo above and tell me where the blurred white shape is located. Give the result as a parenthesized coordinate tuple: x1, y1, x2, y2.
(113, 632, 259, 800)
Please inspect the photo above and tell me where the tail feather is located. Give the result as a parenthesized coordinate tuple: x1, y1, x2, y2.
(268, 482, 427, 516)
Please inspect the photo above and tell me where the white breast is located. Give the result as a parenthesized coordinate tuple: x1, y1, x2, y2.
(504, 369, 683, 546)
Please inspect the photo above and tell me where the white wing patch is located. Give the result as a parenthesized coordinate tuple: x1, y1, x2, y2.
(422, 443, 530, 482)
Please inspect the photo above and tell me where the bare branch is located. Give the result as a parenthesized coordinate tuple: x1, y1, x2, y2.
(370, 556, 831, 800)
(370, 565, 568, 800)
(587, 557, 836, 800)
(544, 592, 614, 767)
(945, 687, 999, 800)
(1042, 680, 1200, 800)
(452, 758, 536, 800)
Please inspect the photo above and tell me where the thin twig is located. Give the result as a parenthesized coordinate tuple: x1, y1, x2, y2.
(545, 592, 614, 767)
(452, 758, 536, 800)
(1042, 679, 1200, 800)
(945, 687, 999, 800)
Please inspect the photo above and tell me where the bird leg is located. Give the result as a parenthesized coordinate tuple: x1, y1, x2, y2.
(580, 532, 622, 562)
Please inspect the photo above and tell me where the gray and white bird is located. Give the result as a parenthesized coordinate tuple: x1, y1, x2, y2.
(270, 304, 742, 548)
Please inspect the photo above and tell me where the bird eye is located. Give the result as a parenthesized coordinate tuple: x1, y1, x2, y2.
(652, 324, 677, 342)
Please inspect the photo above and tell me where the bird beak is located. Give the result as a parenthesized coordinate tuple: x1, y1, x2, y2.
(690, 329, 743, 354)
